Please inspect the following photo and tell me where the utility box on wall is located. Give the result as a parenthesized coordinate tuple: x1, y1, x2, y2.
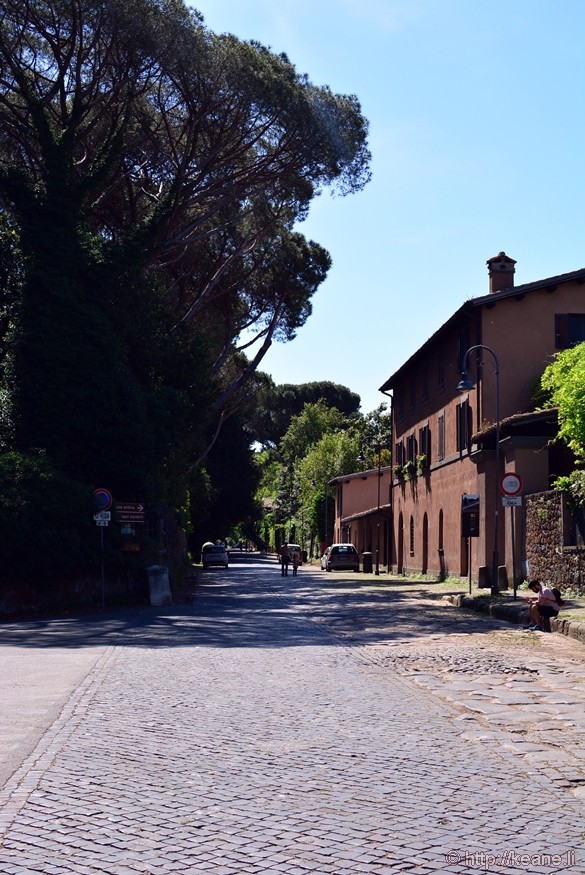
(461, 494, 480, 538)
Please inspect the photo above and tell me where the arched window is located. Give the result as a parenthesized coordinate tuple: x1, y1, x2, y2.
(409, 516, 415, 556)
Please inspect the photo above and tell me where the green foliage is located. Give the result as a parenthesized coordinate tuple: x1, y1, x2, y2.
(271, 464, 300, 529)
(253, 391, 390, 553)
(280, 400, 345, 464)
(247, 378, 361, 448)
(296, 429, 361, 541)
(351, 404, 391, 468)
(0, 0, 371, 584)
(297, 430, 360, 491)
(188, 412, 262, 549)
(254, 450, 282, 499)
(0, 451, 95, 578)
(403, 460, 415, 481)
(531, 373, 553, 410)
(552, 471, 585, 512)
(0, 213, 23, 449)
(540, 342, 585, 458)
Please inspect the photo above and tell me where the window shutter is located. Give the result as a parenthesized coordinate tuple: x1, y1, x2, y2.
(555, 314, 568, 349)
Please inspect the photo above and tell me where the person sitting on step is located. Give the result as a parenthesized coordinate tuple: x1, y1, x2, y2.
(524, 579, 562, 632)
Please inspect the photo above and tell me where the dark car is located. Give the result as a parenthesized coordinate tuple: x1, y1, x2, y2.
(322, 543, 359, 572)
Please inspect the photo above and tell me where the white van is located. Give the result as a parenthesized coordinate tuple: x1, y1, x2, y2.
(201, 542, 229, 568)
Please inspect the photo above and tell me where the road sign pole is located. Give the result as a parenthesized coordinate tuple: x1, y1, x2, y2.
(499, 475, 523, 597)
(511, 505, 517, 600)
(468, 537, 472, 595)
(94, 489, 112, 611)
(100, 525, 105, 610)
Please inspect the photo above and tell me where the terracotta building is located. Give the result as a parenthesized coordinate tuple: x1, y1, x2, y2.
(336, 253, 585, 587)
(329, 465, 393, 572)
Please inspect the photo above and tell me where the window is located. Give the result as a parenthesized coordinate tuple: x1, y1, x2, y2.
(457, 328, 470, 374)
(394, 440, 405, 466)
(555, 314, 585, 349)
(456, 400, 472, 452)
(418, 423, 431, 464)
(437, 351, 445, 393)
(409, 516, 415, 556)
(421, 362, 429, 402)
(437, 410, 446, 460)
(396, 388, 404, 421)
(332, 545, 357, 555)
(407, 432, 417, 464)
(409, 379, 416, 413)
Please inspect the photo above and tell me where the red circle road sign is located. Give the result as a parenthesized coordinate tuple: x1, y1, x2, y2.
(499, 473, 523, 496)
(94, 488, 113, 510)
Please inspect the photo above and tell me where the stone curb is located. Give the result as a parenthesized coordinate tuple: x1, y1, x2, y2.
(443, 593, 585, 645)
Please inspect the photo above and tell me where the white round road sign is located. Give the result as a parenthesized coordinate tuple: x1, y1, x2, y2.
(499, 473, 523, 496)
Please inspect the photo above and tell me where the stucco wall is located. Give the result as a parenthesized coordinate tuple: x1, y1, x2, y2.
(482, 278, 585, 418)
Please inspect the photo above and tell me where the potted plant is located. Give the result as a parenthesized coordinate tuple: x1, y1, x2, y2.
(393, 464, 405, 481)
(416, 454, 428, 476)
(403, 460, 415, 481)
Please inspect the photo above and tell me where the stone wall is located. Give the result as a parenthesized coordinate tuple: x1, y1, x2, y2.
(525, 490, 585, 594)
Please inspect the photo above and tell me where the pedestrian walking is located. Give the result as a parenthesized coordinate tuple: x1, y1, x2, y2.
(279, 542, 292, 576)
(292, 552, 301, 576)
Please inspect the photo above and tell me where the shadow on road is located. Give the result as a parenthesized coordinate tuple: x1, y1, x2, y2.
(0, 552, 506, 650)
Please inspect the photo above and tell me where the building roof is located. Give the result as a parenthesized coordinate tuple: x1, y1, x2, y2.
(341, 503, 392, 524)
(379, 266, 585, 392)
(329, 466, 392, 486)
(471, 408, 558, 444)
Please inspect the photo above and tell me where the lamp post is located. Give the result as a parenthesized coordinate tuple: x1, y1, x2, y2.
(311, 478, 329, 555)
(457, 344, 501, 597)
(375, 441, 381, 576)
(358, 444, 382, 574)
(324, 485, 328, 550)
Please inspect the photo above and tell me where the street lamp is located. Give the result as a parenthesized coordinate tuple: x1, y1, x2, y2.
(358, 444, 382, 575)
(312, 478, 329, 553)
(457, 344, 501, 597)
(324, 485, 328, 550)
(375, 441, 381, 576)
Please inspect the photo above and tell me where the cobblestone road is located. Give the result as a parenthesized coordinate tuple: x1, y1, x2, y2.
(0, 554, 584, 874)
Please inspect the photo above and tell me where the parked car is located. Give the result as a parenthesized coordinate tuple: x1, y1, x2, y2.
(201, 541, 229, 568)
(288, 544, 302, 565)
(322, 543, 360, 572)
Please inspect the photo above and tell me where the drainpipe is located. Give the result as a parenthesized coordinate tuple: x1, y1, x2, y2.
(381, 389, 393, 573)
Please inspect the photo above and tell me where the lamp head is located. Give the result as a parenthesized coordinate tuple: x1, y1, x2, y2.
(457, 373, 475, 392)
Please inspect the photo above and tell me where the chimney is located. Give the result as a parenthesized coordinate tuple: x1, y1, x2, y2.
(486, 251, 516, 294)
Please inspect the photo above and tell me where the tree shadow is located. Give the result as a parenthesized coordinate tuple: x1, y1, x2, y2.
(0, 553, 509, 651)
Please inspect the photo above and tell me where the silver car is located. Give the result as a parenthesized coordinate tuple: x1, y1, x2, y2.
(322, 543, 359, 572)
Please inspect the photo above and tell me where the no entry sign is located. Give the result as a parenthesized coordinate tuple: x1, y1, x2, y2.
(499, 473, 523, 497)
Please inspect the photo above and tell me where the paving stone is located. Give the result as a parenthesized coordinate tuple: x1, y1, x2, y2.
(0, 560, 584, 873)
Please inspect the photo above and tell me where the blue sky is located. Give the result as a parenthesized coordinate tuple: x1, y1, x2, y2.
(191, 0, 585, 414)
